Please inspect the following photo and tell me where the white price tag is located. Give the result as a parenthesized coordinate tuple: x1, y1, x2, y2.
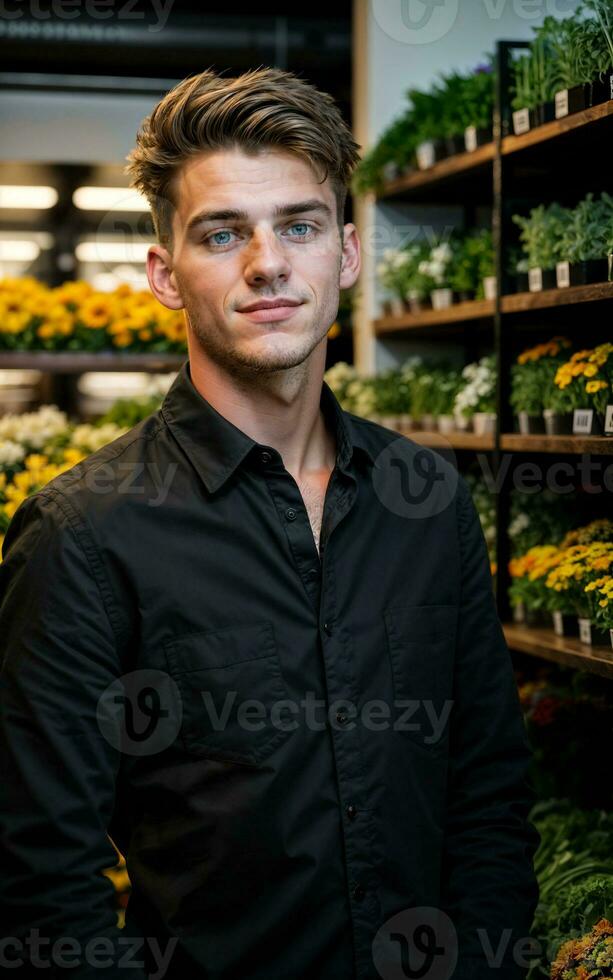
(605, 404, 613, 435)
(528, 267, 543, 292)
(416, 141, 436, 170)
(556, 261, 571, 288)
(513, 108, 530, 135)
(573, 408, 594, 434)
(578, 618, 592, 644)
(465, 126, 477, 152)
(555, 90, 569, 118)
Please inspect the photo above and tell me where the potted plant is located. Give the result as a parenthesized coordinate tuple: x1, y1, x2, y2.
(418, 239, 455, 309)
(556, 192, 613, 287)
(511, 337, 572, 434)
(453, 355, 497, 435)
(546, 542, 613, 644)
(583, 0, 613, 105)
(512, 203, 572, 292)
(585, 573, 613, 649)
(376, 247, 415, 317)
(409, 86, 448, 170)
(462, 61, 495, 150)
(351, 109, 419, 195)
(508, 546, 560, 626)
(554, 347, 611, 435)
(510, 29, 557, 134)
(395, 356, 425, 429)
(403, 243, 436, 314)
(448, 229, 494, 303)
(432, 368, 462, 434)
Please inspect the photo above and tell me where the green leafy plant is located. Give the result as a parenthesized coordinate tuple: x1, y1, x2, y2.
(448, 229, 494, 297)
(558, 192, 613, 263)
(510, 337, 573, 416)
(513, 203, 573, 271)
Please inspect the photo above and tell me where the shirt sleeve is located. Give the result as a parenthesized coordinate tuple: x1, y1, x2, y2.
(0, 487, 147, 979)
(440, 476, 541, 980)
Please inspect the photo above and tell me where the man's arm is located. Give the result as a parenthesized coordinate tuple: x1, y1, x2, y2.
(0, 487, 146, 979)
(440, 477, 541, 980)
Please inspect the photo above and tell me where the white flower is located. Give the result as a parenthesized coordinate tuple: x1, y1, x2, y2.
(0, 440, 25, 467)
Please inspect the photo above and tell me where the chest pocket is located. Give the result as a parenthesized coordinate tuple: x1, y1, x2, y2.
(383, 603, 457, 754)
(164, 621, 293, 767)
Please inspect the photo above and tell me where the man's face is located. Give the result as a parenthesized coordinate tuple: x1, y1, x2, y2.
(147, 146, 360, 378)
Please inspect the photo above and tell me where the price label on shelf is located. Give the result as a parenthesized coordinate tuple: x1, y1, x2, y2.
(605, 405, 613, 435)
(556, 262, 571, 288)
(465, 126, 477, 152)
(573, 409, 594, 435)
(512, 108, 530, 135)
(555, 90, 569, 118)
(528, 268, 543, 292)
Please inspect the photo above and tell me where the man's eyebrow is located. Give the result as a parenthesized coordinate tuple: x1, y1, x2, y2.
(186, 199, 333, 231)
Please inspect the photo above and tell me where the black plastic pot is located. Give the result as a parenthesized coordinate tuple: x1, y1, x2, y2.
(530, 101, 556, 128)
(444, 134, 466, 158)
(454, 290, 474, 304)
(528, 267, 557, 292)
(464, 126, 493, 152)
(556, 258, 609, 288)
(554, 84, 587, 118)
(517, 412, 546, 435)
(416, 139, 447, 170)
(587, 70, 613, 107)
(543, 410, 574, 435)
(551, 611, 578, 637)
(515, 272, 530, 293)
(572, 409, 605, 436)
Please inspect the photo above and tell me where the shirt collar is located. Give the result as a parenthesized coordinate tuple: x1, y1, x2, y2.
(160, 359, 376, 495)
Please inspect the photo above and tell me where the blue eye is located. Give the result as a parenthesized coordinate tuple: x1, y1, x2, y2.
(287, 223, 313, 237)
(209, 230, 234, 246)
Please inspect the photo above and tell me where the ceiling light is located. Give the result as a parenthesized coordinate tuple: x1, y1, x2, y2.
(75, 241, 151, 264)
(0, 186, 58, 209)
(0, 241, 41, 260)
(73, 187, 150, 212)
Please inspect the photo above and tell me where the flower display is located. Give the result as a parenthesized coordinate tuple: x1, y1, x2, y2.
(0, 277, 187, 353)
(511, 336, 572, 416)
(550, 918, 613, 980)
(554, 344, 613, 417)
(453, 355, 497, 419)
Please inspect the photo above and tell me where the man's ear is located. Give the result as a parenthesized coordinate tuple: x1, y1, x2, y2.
(147, 245, 184, 310)
(339, 223, 360, 290)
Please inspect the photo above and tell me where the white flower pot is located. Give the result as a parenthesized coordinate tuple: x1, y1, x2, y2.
(420, 413, 436, 431)
(454, 414, 472, 432)
(397, 413, 415, 430)
(472, 412, 497, 436)
(513, 601, 526, 624)
(431, 288, 453, 310)
(437, 415, 456, 434)
(390, 297, 405, 318)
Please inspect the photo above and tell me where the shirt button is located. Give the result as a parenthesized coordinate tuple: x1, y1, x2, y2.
(336, 710, 349, 725)
(260, 450, 272, 464)
(285, 507, 297, 521)
(307, 568, 319, 579)
(352, 883, 366, 901)
(346, 804, 357, 820)
(323, 622, 333, 636)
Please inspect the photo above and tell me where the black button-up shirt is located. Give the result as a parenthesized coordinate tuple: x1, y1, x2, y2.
(0, 360, 540, 980)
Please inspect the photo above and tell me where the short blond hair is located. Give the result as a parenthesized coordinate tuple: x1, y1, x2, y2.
(125, 66, 361, 246)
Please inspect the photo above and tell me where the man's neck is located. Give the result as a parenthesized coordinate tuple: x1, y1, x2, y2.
(188, 349, 337, 480)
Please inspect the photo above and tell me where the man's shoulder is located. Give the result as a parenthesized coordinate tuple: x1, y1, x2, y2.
(36, 410, 167, 518)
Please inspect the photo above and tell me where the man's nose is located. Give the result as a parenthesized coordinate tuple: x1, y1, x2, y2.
(243, 227, 292, 285)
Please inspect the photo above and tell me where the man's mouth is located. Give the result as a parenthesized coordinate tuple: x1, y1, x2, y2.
(238, 299, 304, 323)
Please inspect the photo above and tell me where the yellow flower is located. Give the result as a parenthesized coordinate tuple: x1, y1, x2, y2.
(583, 363, 598, 377)
(79, 295, 116, 329)
(586, 380, 607, 394)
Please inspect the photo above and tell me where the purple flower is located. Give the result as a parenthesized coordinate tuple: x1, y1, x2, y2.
(474, 63, 493, 74)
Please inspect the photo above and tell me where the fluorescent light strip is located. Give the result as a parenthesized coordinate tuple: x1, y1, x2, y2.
(76, 241, 152, 263)
(73, 187, 150, 212)
(0, 186, 58, 210)
(0, 241, 41, 260)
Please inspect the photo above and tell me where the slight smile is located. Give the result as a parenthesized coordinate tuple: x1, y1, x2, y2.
(238, 300, 305, 323)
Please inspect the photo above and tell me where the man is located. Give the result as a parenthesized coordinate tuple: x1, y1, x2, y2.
(0, 67, 540, 980)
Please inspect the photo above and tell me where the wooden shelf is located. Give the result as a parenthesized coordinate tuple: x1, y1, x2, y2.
(501, 281, 613, 313)
(500, 434, 613, 454)
(502, 99, 613, 156)
(375, 298, 494, 334)
(376, 143, 495, 201)
(504, 624, 613, 680)
(0, 352, 186, 373)
(395, 428, 495, 451)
